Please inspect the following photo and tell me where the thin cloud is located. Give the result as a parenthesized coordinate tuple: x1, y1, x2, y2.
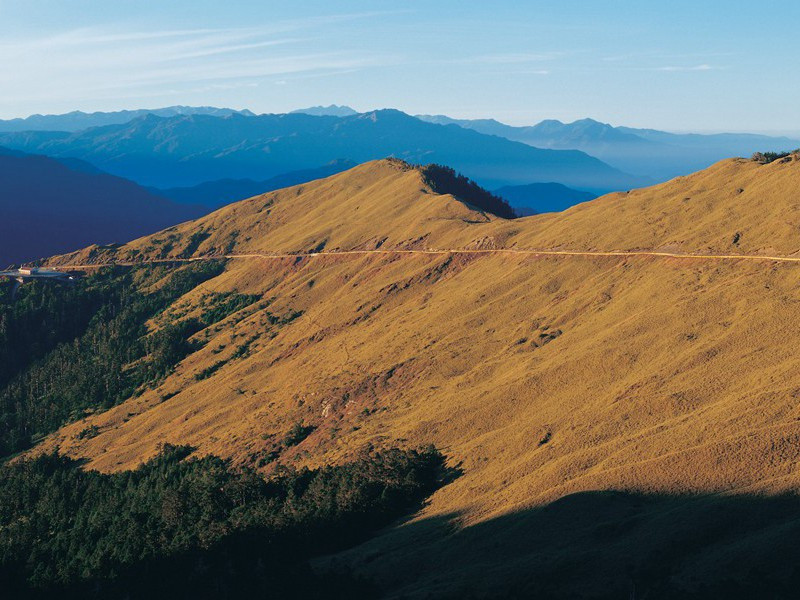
(470, 52, 562, 64)
(88, 53, 388, 91)
(515, 69, 551, 75)
(0, 10, 407, 113)
(656, 64, 717, 72)
(601, 55, 631, 62)
(169, 38, 306, 61)
(0, 22, 395, 110)
(431, 52, 563, 68)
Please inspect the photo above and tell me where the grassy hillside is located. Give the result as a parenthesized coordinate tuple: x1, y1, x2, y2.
(13, 155, 800, 597)
(45, 159, 511, 266)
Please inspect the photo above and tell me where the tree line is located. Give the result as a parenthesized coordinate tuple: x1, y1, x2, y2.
(0, 262, 262, 456)
(0, 444, 446, 599)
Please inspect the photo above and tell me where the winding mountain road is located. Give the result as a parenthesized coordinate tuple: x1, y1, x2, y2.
(51, 247, 800, 270)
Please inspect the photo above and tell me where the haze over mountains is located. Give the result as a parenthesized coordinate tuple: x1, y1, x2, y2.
(417, 113, 800, 180)
(0, 106, 254, 133)
(290, 104, 359, 117)
(154, 159, 358, 208)
(0, 109, 646, 193)
(2, 104, 796, 222)
(0, 148, 204, 266)
(493, 182, 597, 215)
(20, 154, 800, 597)
(3, 102, 798, 268)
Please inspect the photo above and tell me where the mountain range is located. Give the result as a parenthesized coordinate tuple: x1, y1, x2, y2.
(290, 104, 360, 117)
(417, 113, 800, 180)
(0, 109, 647, 192)
(25, 153, 800, 597)
(3, 103, 799, 268)
(0, 148, 204, 266)
(4, 104, 796, 191)
(0, 106, 254, 133)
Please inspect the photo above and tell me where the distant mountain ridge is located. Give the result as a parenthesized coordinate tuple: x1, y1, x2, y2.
(0, 106, 254, 133)
(290, 104, 359, 117)
(154, 159, 358, 208)
(0, 148, 205, 265)
(6, 103, 798, 204)
(0, 109, 648, 192)
(416, 114, 800, 180)
(5, 105, 797, 185)
(494, 182, 597, 215)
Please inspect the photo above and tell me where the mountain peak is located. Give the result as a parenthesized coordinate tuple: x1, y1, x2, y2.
(290, 104, 359, 117)
(49, 158, 517, 266)
(569, 117, 611, 127)
(355, 108, 411, 122)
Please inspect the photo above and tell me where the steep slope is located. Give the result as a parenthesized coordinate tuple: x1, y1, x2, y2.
(506, 155, 800, 255)
(47, 160, 508, 267)
(0, 148, 206, 266)
(418, 114, 800, 181)
(28, 155, 800, 597)
(0, 109, 647, 192)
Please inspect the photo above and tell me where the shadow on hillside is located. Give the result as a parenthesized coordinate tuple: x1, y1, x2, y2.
(7, 456, 800, 599)
(326, 489, 800, 599)
(0, 455, 463, 600)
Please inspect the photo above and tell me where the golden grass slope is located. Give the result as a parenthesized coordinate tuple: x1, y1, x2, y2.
(47, 159, 500, 266)
(506, 154, 800, 255)
(38, 154, 800, 596)
(47, 153, 800, 265)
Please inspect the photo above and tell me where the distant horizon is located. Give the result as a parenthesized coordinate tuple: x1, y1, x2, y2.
(1, 1, 798, 134)
(2, 103, 799, 139)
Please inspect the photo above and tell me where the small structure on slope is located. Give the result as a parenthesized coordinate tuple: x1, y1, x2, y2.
(0, 267, 78, 297)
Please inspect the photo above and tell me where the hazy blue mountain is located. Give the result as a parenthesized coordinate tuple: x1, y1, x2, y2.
(416, 114, 800, 180)
(0, 106, 254, 133)
(617, 125, 800, 152)
(0, 148, 206, 266)
(154, 159, 358, 208)
(494, 182, 597, 216)
(417, 114, 643, 145)
(290, 105, 359, 117)
(0, 109, 648, 193)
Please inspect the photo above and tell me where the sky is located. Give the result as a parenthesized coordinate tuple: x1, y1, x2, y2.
(0, 0, 798, 134)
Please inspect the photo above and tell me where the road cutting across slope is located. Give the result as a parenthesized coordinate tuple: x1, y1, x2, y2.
(50, 246, 800, 270)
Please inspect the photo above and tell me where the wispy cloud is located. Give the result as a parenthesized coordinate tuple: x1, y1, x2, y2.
(469, 52, 562, 64)
(0, 13, 400, 112)
(515, 69, 551, 76)
(654, 64, 718, 72)
(428, 52, 561, 79)
(598, 60, 725, 73)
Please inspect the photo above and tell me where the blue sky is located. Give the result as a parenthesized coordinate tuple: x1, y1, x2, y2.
(0, 0, 797, 133)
